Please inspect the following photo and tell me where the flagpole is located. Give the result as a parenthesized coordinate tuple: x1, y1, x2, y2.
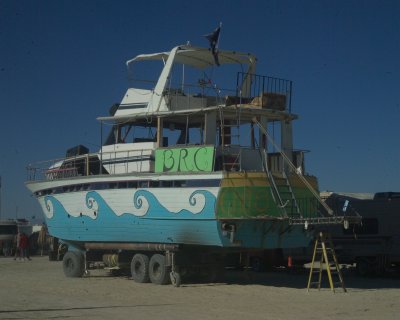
(216, 22, 222, 51)
(204, 23, 223, 66)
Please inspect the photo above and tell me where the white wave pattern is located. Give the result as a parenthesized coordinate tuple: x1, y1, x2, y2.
(95, 190, 148, 217)
(152, 189, 214, 214)
(42, 197, 54, 219)
(84, 195, 99, 219)
(183, 191, 206, 214)
(40, 188, 218, 219)
(41, 193, 98, 220)
(132, 193, 150, 216)
(98, 188, 217, 216)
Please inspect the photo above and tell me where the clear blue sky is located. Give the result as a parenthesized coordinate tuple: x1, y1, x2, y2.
(1, 0, 399, 220)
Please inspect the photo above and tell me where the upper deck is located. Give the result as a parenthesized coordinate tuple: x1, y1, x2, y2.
(98, 45, 295, 124)
(26, 44, 302, 183)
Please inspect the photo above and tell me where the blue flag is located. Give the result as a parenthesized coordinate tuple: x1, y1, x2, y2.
(204, 25, 221, 66)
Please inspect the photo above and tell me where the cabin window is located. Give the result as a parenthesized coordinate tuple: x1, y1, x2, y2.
(149, 181, 160, 187)
(161, 181, 173, 187)
(127, 181, 138, 188)
(174, 180, 187, 187)
(138, 181, 149, 188)
(186, 179, 220, 187)
(118, 182, 128, 189)
(95, 183, 108, 190)
(104, 122, 157, 145)
(163, 116, 204, 147)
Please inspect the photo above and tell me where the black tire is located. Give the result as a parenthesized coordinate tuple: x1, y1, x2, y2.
(131, 253, 150, 283)
(170, 271, 181, 287)
(63, 251, 85, 278)
(149, 254, 170, 285)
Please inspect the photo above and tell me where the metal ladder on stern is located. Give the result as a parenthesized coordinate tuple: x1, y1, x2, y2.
(273, 171, 301, 219)
(261, 149, 300, 219)
(218, 100, 242, 171)
(307, 232, 346, 293)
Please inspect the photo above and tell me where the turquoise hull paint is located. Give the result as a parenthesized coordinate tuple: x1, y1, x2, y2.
(41, 189, 312, 249)
(43, 190, 223, 246)
(233, 220, 312, 248)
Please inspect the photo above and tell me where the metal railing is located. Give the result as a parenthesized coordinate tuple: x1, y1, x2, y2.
(129, 73, 293, 112)
(26, 147, 156, 182)
(287, 197, 362, 226)
(236, 73, 292, 113)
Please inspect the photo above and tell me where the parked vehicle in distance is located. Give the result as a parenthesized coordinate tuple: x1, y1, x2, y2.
(0, 220, 18, 256)
(284, 192, 400, 276)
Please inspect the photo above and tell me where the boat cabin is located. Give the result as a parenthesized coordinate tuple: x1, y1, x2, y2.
(35, 45, 307, 179)
(95, 45, 305, 176)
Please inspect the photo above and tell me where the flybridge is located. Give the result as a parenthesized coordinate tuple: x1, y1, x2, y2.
(106, 45, 258, 118)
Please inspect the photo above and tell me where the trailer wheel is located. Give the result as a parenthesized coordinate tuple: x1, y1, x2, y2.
(63, 251, 85, 278)
(149, 254, 170, 285)
(131, 253, 150, 283)
(170, 271, 181, 287)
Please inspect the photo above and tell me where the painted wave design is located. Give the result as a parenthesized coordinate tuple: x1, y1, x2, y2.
(44, 196, 72, 220)
(44, 189, 216, 221)
(40, 190, 310, 248)
(133, 189, 214, 217)
(43, 196, 54, 219)
(43, 193, 100, 220)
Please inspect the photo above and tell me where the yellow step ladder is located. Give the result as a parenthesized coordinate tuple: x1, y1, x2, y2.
(307, 232, 346, 293)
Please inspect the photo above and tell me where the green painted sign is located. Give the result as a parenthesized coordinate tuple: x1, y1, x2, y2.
(155, 146, 215, 173)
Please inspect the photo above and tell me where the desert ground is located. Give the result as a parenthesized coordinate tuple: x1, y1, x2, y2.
(0, 256, 399, 320)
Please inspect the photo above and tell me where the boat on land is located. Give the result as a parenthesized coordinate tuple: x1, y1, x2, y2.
(25, 36, 356, 285)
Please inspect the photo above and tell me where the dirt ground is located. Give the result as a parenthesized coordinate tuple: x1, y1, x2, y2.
(0, 256, 399, 320)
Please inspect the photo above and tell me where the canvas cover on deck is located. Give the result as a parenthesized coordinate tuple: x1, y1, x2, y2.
(126, 45, 256, 69)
